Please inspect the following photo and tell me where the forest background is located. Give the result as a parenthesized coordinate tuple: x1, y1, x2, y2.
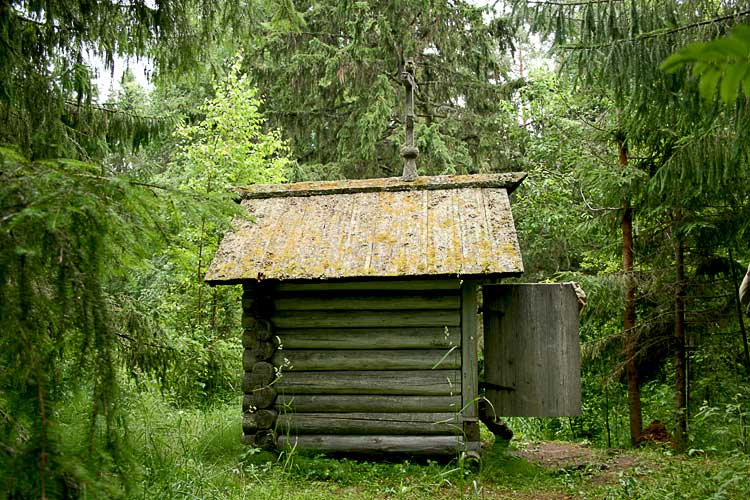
(1, 0, 750, 498)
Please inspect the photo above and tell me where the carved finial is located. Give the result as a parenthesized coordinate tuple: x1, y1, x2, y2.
(401, 59, 419, 181)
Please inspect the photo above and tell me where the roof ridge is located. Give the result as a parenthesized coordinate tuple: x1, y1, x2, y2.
(236, 172, 527, 200)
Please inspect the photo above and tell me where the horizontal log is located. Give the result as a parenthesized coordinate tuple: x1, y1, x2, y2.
(243, 296, 274, 315)
(276, 327, 460, 350)
(273, 293, 459, 311)
(243, 318, 273, 340)
(245, 372, 266, 391)
(277, 435, 463, 456)
(271, 310, 460, 329)
(253, 339, 277, 361)
(252, 386, 277, 409)
(243, 344, 280, 369)
(274, 280, 461, 293)
(274, 370, 461, 395)
(272, 349, 461, 371)
(242, 349, 254, 370)
(243, 409, 278, 433)
(245, 362, 276, 390)
(275, 394, 461, 413)
(243, 349, 272, 370)
(277, 412, 460, 435)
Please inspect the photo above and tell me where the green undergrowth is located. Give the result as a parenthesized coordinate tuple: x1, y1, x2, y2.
(51, 392, 750, 499)
(596, 453, 750, 500)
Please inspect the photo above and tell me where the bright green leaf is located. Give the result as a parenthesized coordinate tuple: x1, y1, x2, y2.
(692, 61, 710, 77)
(742, 65, 750, 97)
(720, 62, 750, 103)
(731, 24, 750, 51)
(699, 68, 721, 101)
(706, 37, 747, 59)
(660, 53, 691, 73)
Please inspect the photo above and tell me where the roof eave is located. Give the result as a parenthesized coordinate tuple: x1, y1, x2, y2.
(205, 270, 525, 286)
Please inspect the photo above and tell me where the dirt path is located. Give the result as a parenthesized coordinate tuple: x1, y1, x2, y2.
(514, 441, 641, 485)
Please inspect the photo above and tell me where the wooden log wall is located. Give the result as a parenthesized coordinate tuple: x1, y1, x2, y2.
(241, 279, 465, 455)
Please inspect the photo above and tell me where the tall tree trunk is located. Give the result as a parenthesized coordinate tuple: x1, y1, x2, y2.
(619, 138, 642, 446)
(674, 210, 687, 449)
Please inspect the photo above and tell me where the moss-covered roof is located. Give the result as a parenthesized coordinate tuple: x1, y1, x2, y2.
(205, 173, 526, 284)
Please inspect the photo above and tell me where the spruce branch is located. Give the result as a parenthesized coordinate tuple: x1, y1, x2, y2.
(115, 332, 176, 352)
(561, 9, 750, 49)
(269, 29, 353, 41)
(64, 100, 173, 123)
(527, 0, 625, 6)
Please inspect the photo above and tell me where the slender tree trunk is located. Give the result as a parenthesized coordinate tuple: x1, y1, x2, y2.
(196, 216, 206, 325)
(619, 138, 642, 446)
(211, 288, 218, 330)
(36, 368, 47, 500)
(674, 210, 687, 449)
(196, 174, 215, 327)
(604, 384, 612, 448)
(729, 249, 750, 370)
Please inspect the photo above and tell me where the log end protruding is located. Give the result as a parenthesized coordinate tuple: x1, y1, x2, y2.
(242, 283, 280, 450)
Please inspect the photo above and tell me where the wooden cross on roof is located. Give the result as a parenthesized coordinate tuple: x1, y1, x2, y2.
(401, 59, 419, 181)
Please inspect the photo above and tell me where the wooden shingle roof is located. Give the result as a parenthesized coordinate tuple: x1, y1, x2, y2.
(205, 173, 526, 283)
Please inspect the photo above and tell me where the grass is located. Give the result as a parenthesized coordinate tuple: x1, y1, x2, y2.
(53, 391, 750, 499)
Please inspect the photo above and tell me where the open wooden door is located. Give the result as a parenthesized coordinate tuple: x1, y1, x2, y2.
(482, 283, 581, 417)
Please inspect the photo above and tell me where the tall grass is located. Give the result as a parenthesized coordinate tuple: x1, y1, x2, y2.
(50, 386, 750, 500)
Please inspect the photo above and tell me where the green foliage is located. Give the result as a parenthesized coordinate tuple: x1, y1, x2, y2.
(0, 54, 293, 488)
(131, 58, 293, 406)
(0, 1, 251, 160)
(0, 148, 176, 497)
(606, 452, 750, 500)
(509, 0, 750, 452)
(661, 24, 750, 103)
(0, 21, 294, 490)
(171, 57, 292, 192)
(512, 0, 750, 195)
(4, 0, 750, 496)
(0, 3, 263, 493)
(241, 0, 518, 179)
(508, 70, 607, 277)
(692, 388, 750, 454)
(41, 392, 750, 500)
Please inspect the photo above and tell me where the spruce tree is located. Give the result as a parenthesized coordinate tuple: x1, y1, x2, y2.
(0, 1, 282, 496)
(511, 0, 750, 446)
(240, 0, 518, 179)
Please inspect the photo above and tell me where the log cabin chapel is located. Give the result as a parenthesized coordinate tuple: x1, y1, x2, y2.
(205, 62, 581, 458)
(206, 174, 580, 455)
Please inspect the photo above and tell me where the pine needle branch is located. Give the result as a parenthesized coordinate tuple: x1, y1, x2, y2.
(561, 9, 750, 49)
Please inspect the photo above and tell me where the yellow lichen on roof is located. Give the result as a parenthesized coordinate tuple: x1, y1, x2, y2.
(205, 174, 525, 283)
